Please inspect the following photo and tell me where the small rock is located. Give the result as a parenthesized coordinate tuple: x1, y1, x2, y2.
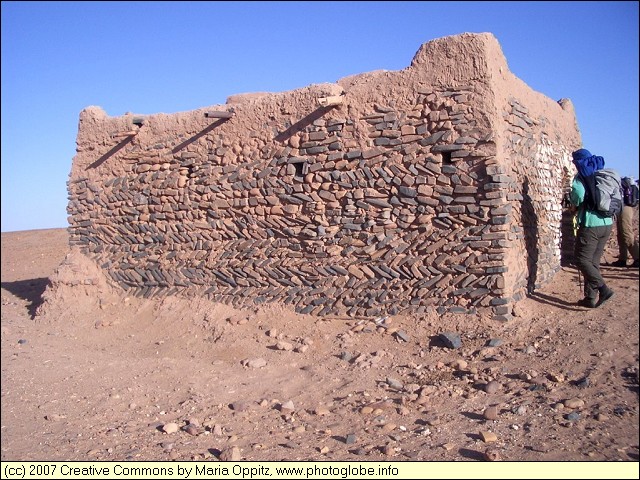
(404, 383, 421, 394)
(18, 339, 27, 344)
(45, 414, 65, 422)
(360, 406, 373, 415)
(480, 431, 498, 443)
(484, 381, 501, 394)
(381, 423, 396, 433)
(231, 401, 250, 412)
(382, 445, 395, 456)
(426, 417, 441, 426)
(345, 434, 357, 444)
(186, 417, 200, 427)
(293, 425, 306, 433)
(484, 448, 500, 461)
(369, 399, 394, 410)
(319, 446, 330, 454)
(565, 412, 581, 422)
(511, 303, 525, 317)
(439, 332, 461, 349)
(442, 442, 456, 451)
(505, 381, 518, 391)
(395, 330, 409, 342)
(219, 446, 241, 461)
(245, 358, 267, 368)
(450, 359, 468, 370)
(483, 406, 499, 420)
(548, 372, 565, 383)
(162, 423, 179, 434)
(574, 377, 590, 388)
(280, 400, 295, 413)
(596, 413, 609, 422)
(314, 406, 331, 416)
(386, 377, 403, 390)
(563, 398, 585, 409)
(340, 351, 353, 362)
(184, 424, 198, 436)
(487, 338, 503, 347)
(613, 406, 626, 416)
(276, 341, 294, 351)
(161, 441, 174, 451)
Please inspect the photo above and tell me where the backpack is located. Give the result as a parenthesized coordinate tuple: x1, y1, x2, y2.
(592, 169, 623, 217)
(621, 177, 639, 207)
(575, 169, 623, 218)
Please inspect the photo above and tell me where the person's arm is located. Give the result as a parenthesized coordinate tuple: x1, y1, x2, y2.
(570, 177, 585, 207)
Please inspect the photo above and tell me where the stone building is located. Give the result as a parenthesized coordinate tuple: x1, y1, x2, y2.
(66, 32, 581, 321)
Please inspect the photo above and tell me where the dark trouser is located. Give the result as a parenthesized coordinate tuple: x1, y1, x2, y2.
(575, 224, 612, 301)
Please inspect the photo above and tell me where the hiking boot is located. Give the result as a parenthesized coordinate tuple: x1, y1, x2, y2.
(577, 297, 596, 308)
(631, 259, 640, 269)
(610, 259, 628, 267)
(596, 287, 615, 307)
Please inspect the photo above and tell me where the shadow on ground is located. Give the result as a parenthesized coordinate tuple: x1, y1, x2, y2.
(1, 277, 50, 318)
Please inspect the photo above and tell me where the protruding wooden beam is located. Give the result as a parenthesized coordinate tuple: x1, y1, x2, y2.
(112, 130, 138, 139)
(204, 111, 234, 119)
(317, 95, 343, 107)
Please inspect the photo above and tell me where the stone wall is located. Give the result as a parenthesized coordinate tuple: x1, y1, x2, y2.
(66, 33, 581, 320)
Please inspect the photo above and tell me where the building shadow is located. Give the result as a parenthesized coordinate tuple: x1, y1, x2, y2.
(522, 177, 538, 293)
(87, 135, 134, 169)
(528, 291, 583, 311)
(172, 118, 228, 154)
(1, 277, 50, 318)
(560, 170, 576, 266)
(560, 209, 576, 267)
(274, 106, 333, 143)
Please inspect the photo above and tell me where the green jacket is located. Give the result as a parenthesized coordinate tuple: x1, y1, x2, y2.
(570, 176, 614, 227)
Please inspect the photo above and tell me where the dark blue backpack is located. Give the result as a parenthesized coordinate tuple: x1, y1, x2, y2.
(621, 177, 639, 207)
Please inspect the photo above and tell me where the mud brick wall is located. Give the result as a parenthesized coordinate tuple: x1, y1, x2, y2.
(66, 33, 581, 320)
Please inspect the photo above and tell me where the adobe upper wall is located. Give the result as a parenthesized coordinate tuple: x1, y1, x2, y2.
(66, 33, 580, 320)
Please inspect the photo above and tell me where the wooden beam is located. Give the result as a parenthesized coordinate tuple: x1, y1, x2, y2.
(317, 95, 343, 107)
(112, 130, 138, 139)
(204, 111, 234, 119)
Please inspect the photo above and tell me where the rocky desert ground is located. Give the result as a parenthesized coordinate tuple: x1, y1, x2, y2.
(1, 226, 638, 465)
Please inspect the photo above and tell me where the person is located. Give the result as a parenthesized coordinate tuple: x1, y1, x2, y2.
(569, 148, 615, 308)
(611, 176, 640, 268)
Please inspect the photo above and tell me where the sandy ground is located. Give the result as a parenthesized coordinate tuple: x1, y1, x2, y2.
(1, 227, 638, 464)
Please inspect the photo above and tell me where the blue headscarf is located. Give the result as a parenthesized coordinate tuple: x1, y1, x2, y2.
(572, 149, 605, 177)
(572, 148, 605, 213)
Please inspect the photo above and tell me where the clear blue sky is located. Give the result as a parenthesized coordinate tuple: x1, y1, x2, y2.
(2, 1, 638, 232)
